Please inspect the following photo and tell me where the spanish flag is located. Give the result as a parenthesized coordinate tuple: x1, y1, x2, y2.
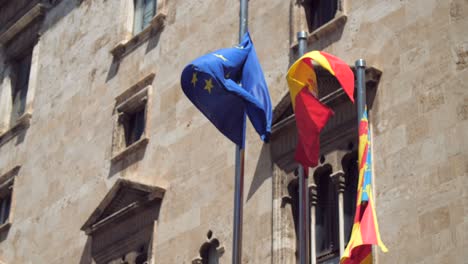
(286, 51, 354, 168)
(341, 110, 388, 264)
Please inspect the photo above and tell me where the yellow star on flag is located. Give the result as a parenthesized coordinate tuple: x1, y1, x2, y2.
(191, 72, 198, 87)
(204, 78, 214, 94)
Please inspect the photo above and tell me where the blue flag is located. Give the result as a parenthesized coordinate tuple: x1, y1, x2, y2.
(181, 33, 272, 147)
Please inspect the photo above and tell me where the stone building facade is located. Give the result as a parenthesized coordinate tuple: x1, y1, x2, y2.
(0, 0, 466, 263)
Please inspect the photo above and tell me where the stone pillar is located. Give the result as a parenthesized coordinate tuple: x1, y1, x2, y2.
(331, 171, 346, 257)
(308, 181, 317, 264)
(272, 164, 297, 264)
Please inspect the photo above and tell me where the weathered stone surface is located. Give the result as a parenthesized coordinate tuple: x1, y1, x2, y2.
(0, 0, 466, 263)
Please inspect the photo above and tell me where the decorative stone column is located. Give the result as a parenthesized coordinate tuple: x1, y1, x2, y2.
(331, 171, 346, 257)
(308, 179, 317, 264)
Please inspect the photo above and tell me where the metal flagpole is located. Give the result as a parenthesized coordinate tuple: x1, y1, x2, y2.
(355, 59, 366, 123)
(297, 31, 310, 264)
(232, 1, 248, 263)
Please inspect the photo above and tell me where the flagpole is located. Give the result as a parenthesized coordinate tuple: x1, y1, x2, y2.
(355, 59, 366, 122)
(297, 30, 310, 264)
(232, 1, 248, 264)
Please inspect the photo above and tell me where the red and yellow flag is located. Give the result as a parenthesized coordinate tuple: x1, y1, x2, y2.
(286, 51, 354, 168)
(341, 110, 388, 264)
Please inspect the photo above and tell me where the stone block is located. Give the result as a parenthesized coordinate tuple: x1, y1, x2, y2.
(450, 0, 468, 23)
(418, 206, 450, 236)
(406, 115, 429, 145)
(456, 96, 468, 120)
(452, 41, 468, 71)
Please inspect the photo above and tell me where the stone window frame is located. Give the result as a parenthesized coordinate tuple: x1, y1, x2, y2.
(81, 179, 165, 264)
(0, 166, 20, 234)
(110, 0, 168, 58)
(0, 1, 49, 46)
(192, 230, 225, 264)
(290, 0, 348, 49)
(111, 73, 155, 162)
(0, 1, 47, 144)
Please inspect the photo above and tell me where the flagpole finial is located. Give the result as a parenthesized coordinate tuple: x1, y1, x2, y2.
(297, 31, 308, 40)
(355, 59, 366, 68)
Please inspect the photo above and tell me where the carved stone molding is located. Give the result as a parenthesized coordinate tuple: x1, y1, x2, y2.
(191, 230, 225, 264)
(330, 171, 345, 193)
(110, 12, 166, 59)
(272, 164, 297, 264)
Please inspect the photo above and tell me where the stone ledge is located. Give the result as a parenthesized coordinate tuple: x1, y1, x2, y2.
(111, 136, 149, 163)
(81, 178, 165, 235)
(110, 12, 166, 58)
(290, 13, 348, 49)
(0, 165, 20, 184)
(115, 73, 155, 106)
(0, 3, 47, 45)
(0, 112, 32, 146)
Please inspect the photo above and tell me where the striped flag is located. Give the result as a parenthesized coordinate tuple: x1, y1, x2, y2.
(286, 51, 354, 168)
(341, 109, 388, 264)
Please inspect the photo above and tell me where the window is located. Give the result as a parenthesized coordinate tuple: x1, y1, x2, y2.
(133, 0, 157, 34)
(110, 0, 166, 58)
(343, 155, 358, 244)
(10, 50, 32, 125)
(122, 105, 146, 147)
(192, 231, 224, 264)
(0, 166, 18, 232)
(315, 168, 339, 261)
(0, 189, 12, 226)
(111, 74, 154, 161)
(81, 179, 165, 264)
(108, 246, 148, 264)
(203, 244, 220, 264)
(304, 0, 338, 32)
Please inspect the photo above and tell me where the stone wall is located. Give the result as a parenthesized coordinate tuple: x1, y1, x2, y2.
(0, 0, 466, 263)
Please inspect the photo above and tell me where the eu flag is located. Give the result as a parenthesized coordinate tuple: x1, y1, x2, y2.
(181, 33, 272, 147)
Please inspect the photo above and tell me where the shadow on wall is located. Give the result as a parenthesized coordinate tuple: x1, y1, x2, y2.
(107, 145, 148, 178)
(78, 237, 92, 264)
(41, 0, 83, 34)
(246, 143, 272, 202)
(0, 225, 11, 243)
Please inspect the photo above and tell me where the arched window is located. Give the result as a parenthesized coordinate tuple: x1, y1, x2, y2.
(202, 243, 220, 264)
(192, 231, 224, 264)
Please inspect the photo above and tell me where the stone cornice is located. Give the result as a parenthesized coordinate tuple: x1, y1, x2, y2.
(0, 3, 47, 46)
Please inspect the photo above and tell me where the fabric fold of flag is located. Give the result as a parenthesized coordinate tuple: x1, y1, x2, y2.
(180, 32, 272, 147)
(293, 89, 334, 168)
(341, 110, 388, 264)
(286, 50, 354, 168)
